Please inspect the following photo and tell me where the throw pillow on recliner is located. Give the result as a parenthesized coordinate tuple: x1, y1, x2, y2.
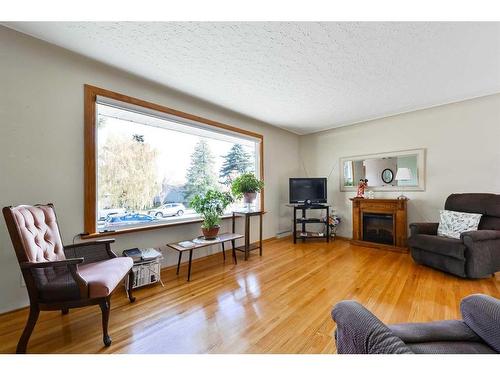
(437, 210, 482, 239)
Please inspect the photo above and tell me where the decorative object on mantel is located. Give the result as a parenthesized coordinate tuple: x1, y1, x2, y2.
(395, 167, 412, 200)
(356, 179, 369, 198)
(350, 197, 408, 252)
(367, 190, 375, 199)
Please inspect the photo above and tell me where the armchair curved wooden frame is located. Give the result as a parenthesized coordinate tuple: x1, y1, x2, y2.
(3, 204, 136, 353)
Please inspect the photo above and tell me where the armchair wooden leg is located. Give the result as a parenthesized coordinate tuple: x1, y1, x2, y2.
(127, 270, 136, 303)
(99, 298, 112, 347)
(61, 308, 69, 315)
(16, 305, 39, 354)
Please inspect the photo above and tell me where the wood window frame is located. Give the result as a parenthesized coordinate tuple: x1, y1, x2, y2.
(83, 84, 264, 239)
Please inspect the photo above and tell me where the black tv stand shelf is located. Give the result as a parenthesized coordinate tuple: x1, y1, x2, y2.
(293, 205, 330, 243)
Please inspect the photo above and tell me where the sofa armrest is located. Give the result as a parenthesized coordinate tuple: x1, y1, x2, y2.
(460, 230, 500, 242)
(461, 294, 500, 352)
(332, 300, 413, 354)
(460, 230, 500, 278)
(409, 223, 439, 236)
(389, 320, 482, 343)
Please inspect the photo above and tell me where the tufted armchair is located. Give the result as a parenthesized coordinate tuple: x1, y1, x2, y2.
(3, 204, 135, 353)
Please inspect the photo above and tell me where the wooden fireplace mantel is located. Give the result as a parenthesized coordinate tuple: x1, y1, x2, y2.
(350, 197, 408, 252)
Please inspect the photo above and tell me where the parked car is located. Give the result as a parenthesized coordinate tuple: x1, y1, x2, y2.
(104, 213, 158, 227)
(98, 207, 126, 221)
(148, 203, 186, 218)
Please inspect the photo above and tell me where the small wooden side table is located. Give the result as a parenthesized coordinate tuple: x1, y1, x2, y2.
(167, 233, 244, 281)
(232, 209, 264, 260)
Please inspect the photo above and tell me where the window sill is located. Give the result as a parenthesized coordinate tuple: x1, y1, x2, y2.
(81, 214, 234, 240)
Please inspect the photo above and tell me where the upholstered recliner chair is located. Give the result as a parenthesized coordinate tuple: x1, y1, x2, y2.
(408, 193, 500, 278)
(3, 204, 135, 353)
(332, 294, 500, 354)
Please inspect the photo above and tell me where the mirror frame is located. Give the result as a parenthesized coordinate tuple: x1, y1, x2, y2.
(339, 148, 426, 192)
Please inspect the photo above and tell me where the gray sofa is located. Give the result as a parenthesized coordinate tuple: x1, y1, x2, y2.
(331, 294, 500, 354)
(408, 193, 500, 278)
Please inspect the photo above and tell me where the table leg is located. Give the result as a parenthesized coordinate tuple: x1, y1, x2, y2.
(245, 215, 250, 261)
(259, 213, 263, 256)
(187, 249, 193, 281)
(326, 207, 330, 243)
(221, 242, 226, 261)
(302, 208, 306, 242)
(231, 239, 237, 264)
(293, 207, 297, 244)
(176, 251, 182, 275)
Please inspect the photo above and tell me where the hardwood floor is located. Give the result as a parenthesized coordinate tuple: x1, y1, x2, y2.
(0, 237, 498, 354)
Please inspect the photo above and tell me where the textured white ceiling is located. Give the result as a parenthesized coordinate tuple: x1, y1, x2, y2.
(5, 22, 500, 134)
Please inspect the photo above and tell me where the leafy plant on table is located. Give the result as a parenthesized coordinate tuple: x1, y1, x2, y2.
(190, 189, 233, 229)
(230, 173, 264, 199)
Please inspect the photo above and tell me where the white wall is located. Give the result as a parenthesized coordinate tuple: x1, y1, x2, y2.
(300, 93, 500, 238)
(0, 27, 300, 313)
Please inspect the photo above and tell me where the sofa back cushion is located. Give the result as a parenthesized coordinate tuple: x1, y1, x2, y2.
(445, 193, 500, 230)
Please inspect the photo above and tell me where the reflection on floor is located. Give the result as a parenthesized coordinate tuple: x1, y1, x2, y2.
(0, 237, 498, 353)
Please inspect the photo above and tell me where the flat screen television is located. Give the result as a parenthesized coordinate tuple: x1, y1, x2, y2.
(289, 178, 327, 204)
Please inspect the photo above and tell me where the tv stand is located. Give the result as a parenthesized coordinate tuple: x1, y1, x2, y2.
(292, 204, 330, 243)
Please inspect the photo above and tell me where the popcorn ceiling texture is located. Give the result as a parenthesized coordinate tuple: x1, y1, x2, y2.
(4, 22, 500, 134)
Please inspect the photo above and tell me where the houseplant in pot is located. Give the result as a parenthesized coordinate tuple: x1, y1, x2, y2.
(231, 173, 264, 206)
(190, 189, 233, 239)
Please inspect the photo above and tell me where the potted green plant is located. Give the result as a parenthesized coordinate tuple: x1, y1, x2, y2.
(231, 173, 264, 205)
(190, 189, 233, 239)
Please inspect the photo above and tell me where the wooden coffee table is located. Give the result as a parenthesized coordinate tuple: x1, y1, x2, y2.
(167, 232, 244, 281)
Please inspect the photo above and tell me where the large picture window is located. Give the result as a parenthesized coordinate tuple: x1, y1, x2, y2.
(84, 85, 263, 236)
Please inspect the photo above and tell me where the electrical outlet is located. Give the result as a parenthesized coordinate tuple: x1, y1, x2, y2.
(20, 274, 25, 287)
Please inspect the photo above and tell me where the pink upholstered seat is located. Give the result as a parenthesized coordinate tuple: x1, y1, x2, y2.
(79, 257, 134, 298)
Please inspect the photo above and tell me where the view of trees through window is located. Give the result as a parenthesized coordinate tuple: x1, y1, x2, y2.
(96, 103, 258, 231)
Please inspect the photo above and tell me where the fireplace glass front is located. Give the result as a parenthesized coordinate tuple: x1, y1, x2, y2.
(362, 213, 394, 245)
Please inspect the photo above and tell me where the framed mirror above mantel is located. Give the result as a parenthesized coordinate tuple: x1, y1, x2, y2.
(340, 148, 426, 192)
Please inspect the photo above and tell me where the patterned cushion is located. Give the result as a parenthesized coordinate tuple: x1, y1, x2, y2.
(437, 210, 482, 239)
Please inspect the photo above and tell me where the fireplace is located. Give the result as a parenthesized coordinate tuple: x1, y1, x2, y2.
(363, 213, 394, 245)
(350, 198, 408, 252)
